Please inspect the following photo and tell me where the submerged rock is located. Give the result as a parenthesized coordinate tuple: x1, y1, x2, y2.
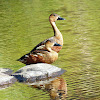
(12, 63, 66, 83)
(0, 68, 17, 90)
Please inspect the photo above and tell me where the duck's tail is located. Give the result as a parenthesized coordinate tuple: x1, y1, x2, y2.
(17, 53, 29, 62)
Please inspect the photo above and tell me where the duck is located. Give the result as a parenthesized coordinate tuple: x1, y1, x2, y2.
(30, 13, 65, 53)
(17, 13, 65, 64)
(17, 40, 62, 65)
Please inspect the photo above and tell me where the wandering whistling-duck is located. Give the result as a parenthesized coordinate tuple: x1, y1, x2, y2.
(17, 40, 62, 65)
(31, 13, 65, 53)
(17, 14, 65, 64)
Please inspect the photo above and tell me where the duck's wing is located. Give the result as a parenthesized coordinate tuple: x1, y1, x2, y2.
(17, 49, 48, 62)
(30, 37, 54, 53)
(32, 49, 49, 54)
(17, 50, 49, 65)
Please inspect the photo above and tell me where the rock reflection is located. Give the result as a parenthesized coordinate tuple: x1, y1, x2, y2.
(31, 77, 67, 100)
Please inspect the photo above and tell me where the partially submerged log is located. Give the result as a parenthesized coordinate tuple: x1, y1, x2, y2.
(12, 63, 66, 83)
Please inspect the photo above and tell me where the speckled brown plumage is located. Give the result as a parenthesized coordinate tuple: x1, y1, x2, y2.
(17, 40, 61, 65)
(17, 14, 65, 64)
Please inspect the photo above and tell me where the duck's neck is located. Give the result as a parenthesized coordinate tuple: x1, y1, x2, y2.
(50, 21, 63, 45)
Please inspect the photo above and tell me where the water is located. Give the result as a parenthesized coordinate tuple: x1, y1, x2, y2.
(0, 0, 100, 100)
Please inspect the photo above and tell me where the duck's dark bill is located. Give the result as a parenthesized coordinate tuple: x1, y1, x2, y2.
(57, 16, 65, 20)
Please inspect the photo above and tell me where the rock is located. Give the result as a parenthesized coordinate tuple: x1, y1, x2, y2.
(0, 69, 17, 90)
(27, 77, 56, 86)
(12, 63, 66, 83)
(0, 68, 13, 75)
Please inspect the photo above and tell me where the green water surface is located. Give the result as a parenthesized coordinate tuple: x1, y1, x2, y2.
(0, 0, 100, 100)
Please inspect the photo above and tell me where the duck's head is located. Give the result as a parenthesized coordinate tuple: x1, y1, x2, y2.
(49, 13, 65, 22)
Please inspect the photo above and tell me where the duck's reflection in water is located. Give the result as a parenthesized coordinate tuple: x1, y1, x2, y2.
(30, 77, 67, 100)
